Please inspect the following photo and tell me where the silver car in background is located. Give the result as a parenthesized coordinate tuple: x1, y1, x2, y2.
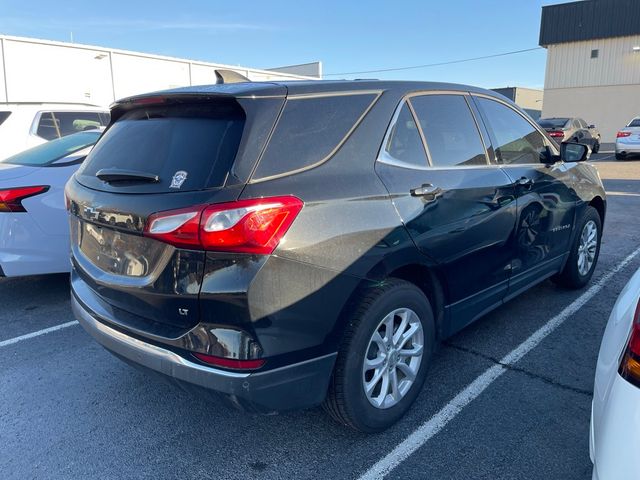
(615, 117, 640, 160)
(538, 117, 601, 153)
(0, 129, 102, 276)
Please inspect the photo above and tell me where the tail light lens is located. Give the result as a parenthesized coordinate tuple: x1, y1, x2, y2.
(617, 131, 632, 138)
(549, 131, 564, 138)
(144, 196, 303, 254)
(0, 186, 49, 212)
(619, 299, 640, 387)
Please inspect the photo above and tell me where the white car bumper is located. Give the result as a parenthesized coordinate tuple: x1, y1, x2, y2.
(591, 374, 640, 480)
(0, 212, 70, 276)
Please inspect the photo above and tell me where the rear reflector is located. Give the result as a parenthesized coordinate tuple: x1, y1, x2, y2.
(144, 196, 303, 254)
(619, 299, 640, 387)
(0, 186, 49, 212)
(192, 352, 266, 370)
(617, 131, 632, 138)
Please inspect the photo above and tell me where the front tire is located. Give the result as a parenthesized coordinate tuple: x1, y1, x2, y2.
(323, 279, 435, 432)
(592, 141, 600, 154)
(553, 206, 602, 289)
(615, 153, 625, 161)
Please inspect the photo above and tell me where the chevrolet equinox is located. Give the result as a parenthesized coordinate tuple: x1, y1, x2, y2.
(67, 80, 606, 432)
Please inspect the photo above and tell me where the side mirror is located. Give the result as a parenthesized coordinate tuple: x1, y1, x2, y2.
(588, 124, 596, 129)
(561, 142, 589, 162)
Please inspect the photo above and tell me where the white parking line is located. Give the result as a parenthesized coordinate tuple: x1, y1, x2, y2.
(606, 191, 640, 198)
(0, 320, 78, 348)
(358, 245, 640, 480)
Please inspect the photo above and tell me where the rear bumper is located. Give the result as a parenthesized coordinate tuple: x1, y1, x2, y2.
(615, 141, 640, 154)
(71, 292, 337, 413)
(0, 213, 70, 277)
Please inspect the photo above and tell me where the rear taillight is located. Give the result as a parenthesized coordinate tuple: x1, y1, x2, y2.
(192, 352, 266, 370)
(0, 186, 49, 212)
(619, 299, 640, 387)
(549, 131, 564, 138)
(144, 196, 303, 254)
(617, 131, 632, 138)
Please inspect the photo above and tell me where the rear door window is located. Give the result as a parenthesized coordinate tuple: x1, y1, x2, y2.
(410, 94, 487, 167)
(476, 97, 548, 165)
(252, 93, 378, 181)
(76, 101, 245, 193)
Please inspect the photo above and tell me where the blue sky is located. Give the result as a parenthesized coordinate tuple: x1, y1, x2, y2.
(0, 0, 559, 89)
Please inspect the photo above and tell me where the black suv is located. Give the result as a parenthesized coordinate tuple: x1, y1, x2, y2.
(67, 80, 606, 432)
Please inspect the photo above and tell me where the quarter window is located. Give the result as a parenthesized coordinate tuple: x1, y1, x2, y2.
(410, 94, 487, 167)
(476, 97, 548, 165)
(382, 103, 428, 168)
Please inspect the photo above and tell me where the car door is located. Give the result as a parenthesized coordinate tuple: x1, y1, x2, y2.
(375, 93, 517, 335)
(472, 95, 578, 300)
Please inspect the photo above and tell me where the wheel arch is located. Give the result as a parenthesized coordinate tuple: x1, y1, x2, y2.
(589, 195, 606, 225)
(330, 254, 449, 346)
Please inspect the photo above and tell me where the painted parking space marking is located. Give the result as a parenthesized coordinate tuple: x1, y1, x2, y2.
(358, 244, 640, 480)
(0, 320, 78, 348)
(606, 191, 640, 197)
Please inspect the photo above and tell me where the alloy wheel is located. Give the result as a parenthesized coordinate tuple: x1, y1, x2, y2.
(362, 308, 424, 409)
(577, 220, 598, 276)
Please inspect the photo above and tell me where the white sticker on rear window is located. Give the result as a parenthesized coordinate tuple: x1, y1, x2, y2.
(170, 170, 188, 189)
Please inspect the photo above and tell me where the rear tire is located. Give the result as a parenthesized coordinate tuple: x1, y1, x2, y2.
(553, 206, 601, 289)
(592, 141, 600, 154)
(323, 279, 435, 432)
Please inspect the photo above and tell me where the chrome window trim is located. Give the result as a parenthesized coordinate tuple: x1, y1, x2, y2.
(377, 90, 492, 170)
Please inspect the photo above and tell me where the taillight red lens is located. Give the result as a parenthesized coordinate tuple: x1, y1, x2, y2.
(144, 196, 303, 254)
(192, 352, 266, 370)
(0, 186, 49, 212)
(617, 131, 632, 138)
(549, 131, 564, 138)
(619, 299, 640, 386)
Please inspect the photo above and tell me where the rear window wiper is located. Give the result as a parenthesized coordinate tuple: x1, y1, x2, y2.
(96, 168, 160, 183)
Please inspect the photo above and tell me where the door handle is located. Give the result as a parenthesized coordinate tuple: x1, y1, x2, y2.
(410, 183, 442, 198)
(514, 176, 534, 188)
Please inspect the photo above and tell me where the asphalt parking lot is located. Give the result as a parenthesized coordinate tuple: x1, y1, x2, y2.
(1, 153, 639, 480)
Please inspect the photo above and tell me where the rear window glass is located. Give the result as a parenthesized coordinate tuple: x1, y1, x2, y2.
(0, 111, 11, 126)
(628, 118, 640, 127)
(77, 102, 245, 193)
(252, 93, 377, 180)
(537, 118, 569, 129)
(2, 130, 101, 166)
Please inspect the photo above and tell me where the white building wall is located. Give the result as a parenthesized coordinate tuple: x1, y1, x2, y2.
(542, 35, 640, 142)
(545, 35, 640, 89)
(0, 35, 316, 107)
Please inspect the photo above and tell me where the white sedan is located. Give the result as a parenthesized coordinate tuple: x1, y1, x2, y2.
(0, 129, 102, 276)
(591, 266, 640, 479)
